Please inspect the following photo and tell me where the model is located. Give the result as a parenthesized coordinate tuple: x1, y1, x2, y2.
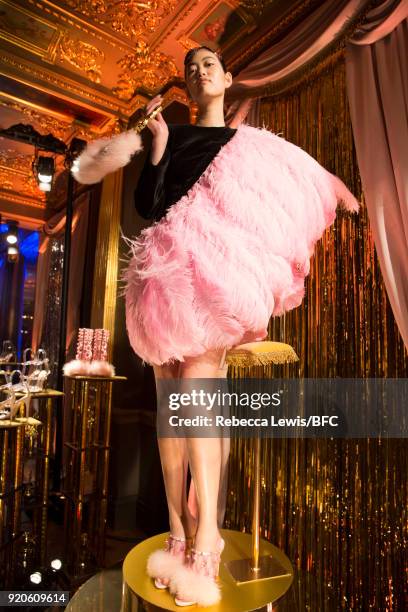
(123, 45, 359, 607)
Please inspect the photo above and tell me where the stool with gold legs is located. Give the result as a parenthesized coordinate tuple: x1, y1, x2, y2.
(121, 341, 298, 611)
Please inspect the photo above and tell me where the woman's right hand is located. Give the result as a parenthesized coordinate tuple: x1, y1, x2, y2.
(145, 94, 169, 165)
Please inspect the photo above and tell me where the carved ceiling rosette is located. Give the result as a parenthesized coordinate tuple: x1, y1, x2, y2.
(57, 32, 105, 83)
(112, 41, 179, 101)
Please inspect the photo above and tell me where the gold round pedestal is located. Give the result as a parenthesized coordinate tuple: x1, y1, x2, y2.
(122, 529, 293, 612)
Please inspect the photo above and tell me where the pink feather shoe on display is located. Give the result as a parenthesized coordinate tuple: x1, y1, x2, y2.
(88, 329, 115, 377)
(170, 537, 225, 607)
(146, 534, 187, 590)
(63, 329, 115, 377)
(63, 328, 94, 376)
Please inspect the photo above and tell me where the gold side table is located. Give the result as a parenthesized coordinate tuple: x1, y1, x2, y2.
(20, 389, 64, 566)
(0, 417, 42, 588)
(62, 375, 126, 576)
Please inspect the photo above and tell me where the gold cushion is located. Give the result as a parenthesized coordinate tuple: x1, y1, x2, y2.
(226, 341, 299, 367)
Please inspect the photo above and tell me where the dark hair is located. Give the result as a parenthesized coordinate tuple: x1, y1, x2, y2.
(184, 46, 227, 76)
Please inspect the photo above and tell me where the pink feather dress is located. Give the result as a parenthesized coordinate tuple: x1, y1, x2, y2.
(122, 123, 359, 366)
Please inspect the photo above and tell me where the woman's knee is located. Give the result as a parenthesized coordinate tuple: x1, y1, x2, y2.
(179, 348, 227, 378)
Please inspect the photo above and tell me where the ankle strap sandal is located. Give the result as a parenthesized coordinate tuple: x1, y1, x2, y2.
(147, 534, 187, 590)
(170, 538, 225, 607)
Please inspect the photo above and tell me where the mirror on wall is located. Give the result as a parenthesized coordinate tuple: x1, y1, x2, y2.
(0, 220, 39, 364)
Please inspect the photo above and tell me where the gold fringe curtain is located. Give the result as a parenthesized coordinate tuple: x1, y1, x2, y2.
(224, 54, 408, 610)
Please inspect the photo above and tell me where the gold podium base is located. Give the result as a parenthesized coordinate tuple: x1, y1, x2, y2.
(225, 554, 291, 584)
(122, 529, 293, 612)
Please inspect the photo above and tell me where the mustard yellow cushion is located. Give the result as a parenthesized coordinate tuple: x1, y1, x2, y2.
(226, 341, 299, 366)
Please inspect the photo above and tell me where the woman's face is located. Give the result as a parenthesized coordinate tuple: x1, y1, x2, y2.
(185, 49, 232, 103)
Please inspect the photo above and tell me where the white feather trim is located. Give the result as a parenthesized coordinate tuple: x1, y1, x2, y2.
(63, 359, 91, 376)
(72, 131, 143, 184)
(169, 565, 221, 607)
(88, 361, 115, 377)
(146, 549, 184, 581)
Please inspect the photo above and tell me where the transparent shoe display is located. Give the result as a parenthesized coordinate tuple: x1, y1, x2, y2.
(18, 348, 51, 392)
(0, 371, 31, 420)
(0, 340, 16, 363)
(0, 347, 50, 397)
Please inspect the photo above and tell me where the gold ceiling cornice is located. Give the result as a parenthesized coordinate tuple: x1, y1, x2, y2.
(0, 0, 62, 61)
(24, 0, 144, 52)
(0, 91, 73, 123)
(154, 0, 200, 47)
(0, 50, 123, 114)
(0, 93, 73, 139)
(23, 0, 179, 48)
(0, 187, 46, 209)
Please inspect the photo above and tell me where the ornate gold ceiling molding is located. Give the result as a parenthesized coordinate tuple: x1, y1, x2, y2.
(0, 171, 46, 203)
(0, 0, 62, 61)
(0, 95, 73, 139)
(113, 41, 179, 101)
(239, 0, 275, 14)
(62, 0, 178, 42)
(0, 150, 34, 173)
(0, 91, 73, 122)
(57, 31, 105, 83)
(0, 50, 124, 114)
(0, 150, 46, 202)
(160, 85, 190, 109)
(152, 0, 199, 47)
(25, 0, 136, 52)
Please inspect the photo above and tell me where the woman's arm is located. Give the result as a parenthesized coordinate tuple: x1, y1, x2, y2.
(134, 139, 171, 220)
(134, 94, 170, 220)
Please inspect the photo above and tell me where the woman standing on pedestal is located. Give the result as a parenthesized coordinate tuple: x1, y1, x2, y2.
(124, 46, 359, 607)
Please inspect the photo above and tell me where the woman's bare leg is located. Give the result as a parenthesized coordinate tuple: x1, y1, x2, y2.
(153, 361, 196, 540)
(186, 358, 230, 529)
(179, 348, 229, 553)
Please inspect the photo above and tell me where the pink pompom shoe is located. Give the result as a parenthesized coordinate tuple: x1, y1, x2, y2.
(170, 537, 225, 607)
(146, 534, 187, 590)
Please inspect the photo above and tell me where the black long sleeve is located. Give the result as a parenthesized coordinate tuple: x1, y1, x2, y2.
(134, 140, 171, 220)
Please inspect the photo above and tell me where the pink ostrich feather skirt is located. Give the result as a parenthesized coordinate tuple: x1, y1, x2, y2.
(122, 124, 359, 366)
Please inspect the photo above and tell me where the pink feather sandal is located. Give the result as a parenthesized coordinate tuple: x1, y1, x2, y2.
(146, 534, 187, 590)
(170, 537, 225, 607)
